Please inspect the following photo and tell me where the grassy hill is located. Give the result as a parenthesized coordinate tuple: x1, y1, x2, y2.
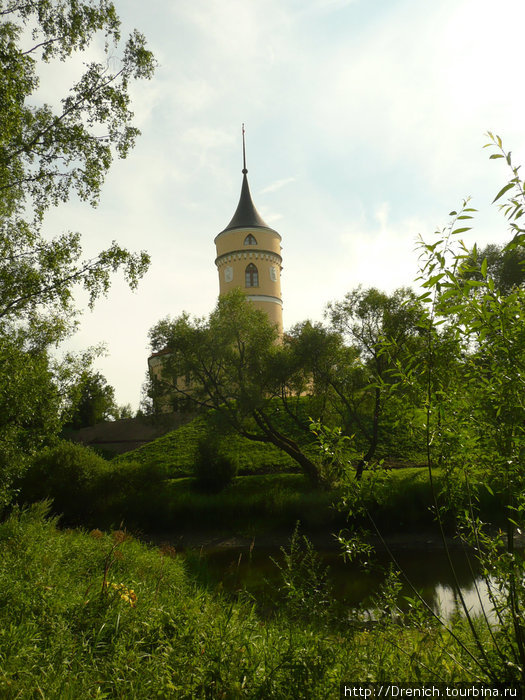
(113, 413, 306, 477)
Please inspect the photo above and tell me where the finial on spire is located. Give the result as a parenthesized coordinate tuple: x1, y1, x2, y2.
(242, 123, 247, 175)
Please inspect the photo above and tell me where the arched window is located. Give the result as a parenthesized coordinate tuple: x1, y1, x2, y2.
(244, 234, 257, 246)
(245, 263, 258, 287)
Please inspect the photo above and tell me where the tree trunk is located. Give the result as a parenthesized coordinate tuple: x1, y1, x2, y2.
(250, 411, 322, 487)
(355, 385, 381, 480)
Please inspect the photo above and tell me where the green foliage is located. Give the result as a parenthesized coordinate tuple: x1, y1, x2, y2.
(380, 133, 525, 684)
(98, 465, 497, 536)
(17, 440, 168, 527)
(461, 241, 525, 293)
(309, 419, 357, 484)
(340, 467, 449, 531)
(0, 502, 508, 696)
(193, 434, 239, 493)
(115, 412, 305, 478)
(0, 0, 153, 330)
(148, 290, 323, 485)
(127, 474, 342, 535)
(18, 440, 112, 522)
(289, 287, 427, 480)
(65, 370, 118, 428)
(273, 523, 333, 624)
(0, 0, 155, 506)
(0, 332, 64, 510)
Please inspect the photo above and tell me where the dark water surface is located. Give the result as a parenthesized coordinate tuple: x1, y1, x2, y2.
(190, 542, 492, 618)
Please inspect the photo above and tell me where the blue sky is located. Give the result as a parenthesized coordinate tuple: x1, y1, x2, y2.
(40, 0, 525, 409)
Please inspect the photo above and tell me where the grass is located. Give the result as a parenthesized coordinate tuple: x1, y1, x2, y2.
(113, 414, 301, 477)
(18, 434, 505, 540)
(99, 473, 343, 535)
(0, 503, 498, 697)
(88, 468, 448, 536)
(91, 465, 494, 538)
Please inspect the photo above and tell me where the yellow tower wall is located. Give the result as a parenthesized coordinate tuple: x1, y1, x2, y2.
(214, 226, 283, 334)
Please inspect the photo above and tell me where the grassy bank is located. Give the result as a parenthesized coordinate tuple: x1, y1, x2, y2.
(0, 504, 498, 697)
(18, 439, 504, 537)
(116, 468, 450, 536)
(123, 473, 343, 535)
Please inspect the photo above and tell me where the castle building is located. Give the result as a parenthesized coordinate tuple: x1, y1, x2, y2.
(214, 128, 283, 334)
(148, 129, 283, 400)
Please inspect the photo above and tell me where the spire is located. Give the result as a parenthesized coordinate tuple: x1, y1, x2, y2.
(242, 123, 247, 175)
(219, 124, 272, 234)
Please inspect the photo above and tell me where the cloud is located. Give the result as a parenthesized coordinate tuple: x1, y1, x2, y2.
(46, 0, 525, 408)
(260, 177, 296, 194)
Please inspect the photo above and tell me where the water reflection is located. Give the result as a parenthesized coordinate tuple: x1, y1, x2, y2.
(191, 544, 494, 618)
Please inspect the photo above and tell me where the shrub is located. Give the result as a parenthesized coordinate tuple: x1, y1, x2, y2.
(96, 459, 168, 528)
(18, 440, 111, 523)
(193, 435, 238, 493)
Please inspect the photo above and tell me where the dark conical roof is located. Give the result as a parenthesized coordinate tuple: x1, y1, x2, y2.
(220, 173, 271, 234)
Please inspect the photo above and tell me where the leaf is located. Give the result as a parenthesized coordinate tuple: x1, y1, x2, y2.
(421, 273, 445, 288)
(451, 227, 472, 235)
(492, 182, 515, 203)
(465, 280, 486, 287)
(481, 257, 488, 278)
(439, 288, 459, 302)
(489, 154, 504, 159)
(442, 304, 465, 314)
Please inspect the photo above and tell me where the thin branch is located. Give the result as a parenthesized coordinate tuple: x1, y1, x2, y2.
(0, 254, 113, 320)
(3, 66, 124, 168)
(22, 35, 65, 55)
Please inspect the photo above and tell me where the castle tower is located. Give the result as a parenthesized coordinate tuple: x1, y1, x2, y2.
(214, 127, 283, 335)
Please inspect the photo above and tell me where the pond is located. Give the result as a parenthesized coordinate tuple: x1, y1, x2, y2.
(185, 539, 496, 620)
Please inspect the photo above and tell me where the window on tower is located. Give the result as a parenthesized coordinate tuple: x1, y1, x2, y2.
(244, 234, 257, 246)
(245, 263, 259, 288)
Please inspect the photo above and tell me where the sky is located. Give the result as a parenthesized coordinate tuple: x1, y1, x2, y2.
(38, 0, 525, 410)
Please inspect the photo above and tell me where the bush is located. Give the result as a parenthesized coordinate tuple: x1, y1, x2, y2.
(193, 435, 238, 493)
(18, 440, 111, 523)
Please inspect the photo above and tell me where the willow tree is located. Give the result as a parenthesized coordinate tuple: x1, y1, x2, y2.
(148, 290, 324, 485)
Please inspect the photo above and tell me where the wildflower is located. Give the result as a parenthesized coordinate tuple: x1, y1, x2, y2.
(107, 581, 138, 607)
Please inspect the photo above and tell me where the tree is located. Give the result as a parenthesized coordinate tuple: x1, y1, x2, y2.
(0, 0, 156, 507)
(65, 370, 117, 429)
(113, 403, 134, 420)
(0, 0, 154, 332)
(322, 287, 426, 478)
(148, 290, 324, 485)
(398, 134, 525, 682)
(460, 241, 525, 293)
